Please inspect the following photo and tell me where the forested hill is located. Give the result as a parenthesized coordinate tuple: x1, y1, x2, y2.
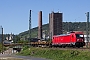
(19, 22, 88, 38)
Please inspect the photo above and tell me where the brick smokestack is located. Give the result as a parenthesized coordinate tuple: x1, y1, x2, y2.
(38, 11, 42, 39)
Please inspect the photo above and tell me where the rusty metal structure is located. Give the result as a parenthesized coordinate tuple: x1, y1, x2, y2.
(38, 11, 42, 39)
(49, 11, 63, 40)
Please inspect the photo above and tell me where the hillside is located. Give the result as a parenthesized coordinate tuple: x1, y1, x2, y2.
(18, 22, 89, 39)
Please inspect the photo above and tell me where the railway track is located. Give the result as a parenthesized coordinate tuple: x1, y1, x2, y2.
(4, 43, 90, 51)
(40, 47, 90, 51)
(51, 47, 90, 50)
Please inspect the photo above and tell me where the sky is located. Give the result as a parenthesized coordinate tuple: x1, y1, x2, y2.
(0, 0, 90, 34)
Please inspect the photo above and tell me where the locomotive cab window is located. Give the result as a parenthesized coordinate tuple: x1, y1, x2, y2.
(76, 34, 83, 38)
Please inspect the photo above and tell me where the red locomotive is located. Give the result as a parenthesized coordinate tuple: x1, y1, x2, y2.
(52, 31, 85, 48)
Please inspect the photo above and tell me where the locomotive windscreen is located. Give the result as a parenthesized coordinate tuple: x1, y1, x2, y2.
(76, 34, 83, 38)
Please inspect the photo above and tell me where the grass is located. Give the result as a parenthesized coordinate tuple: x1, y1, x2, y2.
(0, 44, 7, 53)
(18, 47, 90, 60)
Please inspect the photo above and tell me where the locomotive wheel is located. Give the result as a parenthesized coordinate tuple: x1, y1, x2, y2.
(62, 45, 66, 48)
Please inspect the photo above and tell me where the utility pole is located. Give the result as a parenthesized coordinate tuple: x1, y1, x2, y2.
(86, 12, 89, 48)
(29, 10, 31, 47)
(1, 26, 3, 54)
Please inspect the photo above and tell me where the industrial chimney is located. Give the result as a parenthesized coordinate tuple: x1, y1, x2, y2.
(38, 11, 42, 39)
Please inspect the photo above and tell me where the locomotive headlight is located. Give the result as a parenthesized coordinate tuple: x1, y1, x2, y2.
(77, 39, 79, 41)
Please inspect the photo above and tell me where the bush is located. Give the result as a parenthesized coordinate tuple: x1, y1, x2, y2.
(22, 46, 29, 50)
(0, 44, 7, 53)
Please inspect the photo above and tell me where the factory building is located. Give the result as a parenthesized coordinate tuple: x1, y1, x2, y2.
(49, 11, 63, 39)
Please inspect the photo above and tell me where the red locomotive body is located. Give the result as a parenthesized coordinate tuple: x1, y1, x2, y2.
(52, 32, 85, 47)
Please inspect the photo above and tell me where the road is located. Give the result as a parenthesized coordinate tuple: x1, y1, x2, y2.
(0, 48, 49, 60)
(0, 54, 49, 60)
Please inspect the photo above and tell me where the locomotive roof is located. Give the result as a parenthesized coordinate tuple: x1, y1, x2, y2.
(53, 34, 70, 37)
(53, 32, 83, 37)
